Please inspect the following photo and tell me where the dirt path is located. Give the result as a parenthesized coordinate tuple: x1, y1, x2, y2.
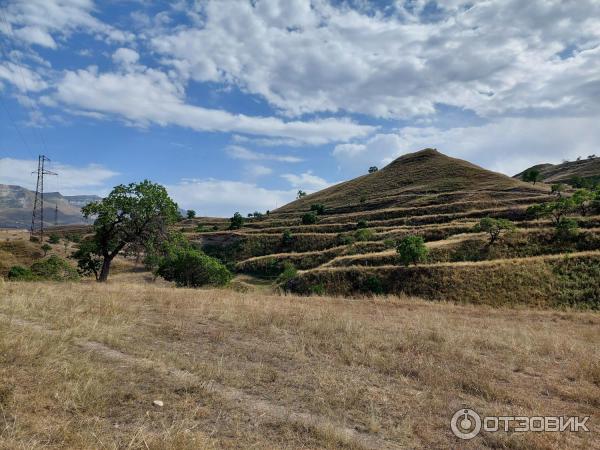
(0, 313, 402, 450)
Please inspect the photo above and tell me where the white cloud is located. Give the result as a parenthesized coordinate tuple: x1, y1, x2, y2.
(112, 48, 140, 68)
(2, 0, 134, 48)
(0, 157, 118, 194)
(281, 171, 331, 190)
(333, 116, 600, 176)
(226, 145, 302, 163)
(245, 164, 273, 178)
(0, 62, 48, 92)
(51, 66, 374, 144)
(151, 0, 600, 119)
(166, 179, 295, 216)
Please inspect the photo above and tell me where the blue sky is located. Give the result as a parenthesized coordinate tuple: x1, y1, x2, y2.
(1, 0, 600, 216)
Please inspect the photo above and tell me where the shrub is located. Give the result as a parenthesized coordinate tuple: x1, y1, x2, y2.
(30, 255, 79, 281)
(354, 228, 374, 242)
(363, 275, 383, 295)
(356, 220, 368, 229)
(474, 217, 515, 244)
(359, 195, 366, 203)
(157, 247, 232, 287)
(72, 240, 103, 280)
(336, 233, 355, 245)
(41, 243, 52, 256)
(301, 213, 318, 225)
(277, 262, 297, 284)
(397, 235, 428, 266)
(186, 209, 196, 219)
(383, 239, 396, 249)
(368, 166, 378, 173)
(48, 234, 60, 244)
(281, 229, 294, 247)
(229, 212, 244, 230)
(8, 265, 35, 281)
(310, 203, 325, 215)
(556, 218, 579, 241)
(196, 224, 207, 232)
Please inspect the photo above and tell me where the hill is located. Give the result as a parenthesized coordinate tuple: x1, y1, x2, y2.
(514, 156, 600, 186)
(182, 148, 600, 306)
(0, 184, 100, 228)
(276, 148, 546, 214)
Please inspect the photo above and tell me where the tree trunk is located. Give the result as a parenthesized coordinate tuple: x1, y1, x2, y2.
(98, 256, 113, 282)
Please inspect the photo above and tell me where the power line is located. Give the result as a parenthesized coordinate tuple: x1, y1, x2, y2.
(31, 155, 58, 242)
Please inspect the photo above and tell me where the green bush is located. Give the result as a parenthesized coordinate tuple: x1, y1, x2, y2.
(354, 228, 374, 242)
(397, 235, 428, 266)
(29, 256, 79, 281)
(301, 213, 318, 225)
(356, 220, 368, 229)
(474, 217, 515, 244)
(336, 233, 355, 246)
(229, 212, 244, 230)
(556, 218, 579, 241)
(277, 262, 297, 284)
(48, 234, 60, 244)
(157, 247, 232, 287)
(281, 229, 294, 247)
(363, 275, 383, 295)
(8, 265, 35, 281)
(310, 203, 325, 215)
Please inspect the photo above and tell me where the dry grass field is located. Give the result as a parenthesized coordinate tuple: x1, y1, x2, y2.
(0, 279, 598, 449)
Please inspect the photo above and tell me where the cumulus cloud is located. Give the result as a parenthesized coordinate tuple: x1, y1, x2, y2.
(333, 116, 600, 176)
(226, 145, 302, 163)
(2, 0, 134, 48)
(0, 157, 118, 194)
(0, 61, 48, 92)
(151, 0, 600, 119)
(51, 66, 373, 144)
(166, 179, 295, 216)
(112, 48, 140, 68)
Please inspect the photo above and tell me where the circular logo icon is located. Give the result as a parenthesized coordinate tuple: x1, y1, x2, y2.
(451, 408, 482, 440)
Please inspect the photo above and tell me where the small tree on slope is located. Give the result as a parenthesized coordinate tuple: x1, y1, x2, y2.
(396, 235, 428, 267)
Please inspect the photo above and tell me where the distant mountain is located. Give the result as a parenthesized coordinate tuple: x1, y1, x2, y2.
(275, 148, 545, 214)
(0, 184, 101, 229)
(514, 156, 600, 186)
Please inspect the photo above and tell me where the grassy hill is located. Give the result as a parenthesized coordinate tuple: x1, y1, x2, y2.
(276, 148, 546, 214)
(0, 184, 99, 228)
(514, 156, 600, 185)
(182, 149, 600, 306)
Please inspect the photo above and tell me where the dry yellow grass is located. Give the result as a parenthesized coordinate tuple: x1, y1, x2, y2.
(0, 280, 598, 449)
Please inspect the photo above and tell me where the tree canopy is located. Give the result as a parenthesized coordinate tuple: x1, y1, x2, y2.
(79, 180, 179, 281)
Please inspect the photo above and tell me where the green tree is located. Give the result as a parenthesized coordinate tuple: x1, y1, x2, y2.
(296, 190, 307, 199)
(48, 233, 60, 244)
(229, 212, 244, 229)
(301, 212, 317, 225)
(572, 189, 595, 216)
(396, 235, 428, 266)
(527, 198, 575, 226)
(522, 169, 542, 185)
(41, 243, 52, 257)
(368, 166, 378, 173)
(356, 219, 368, 229)
(186, 209, 196, 219)
(156, 246, 231, 287)
(475, 217, 516, 245)
(80, 180, 179, 282)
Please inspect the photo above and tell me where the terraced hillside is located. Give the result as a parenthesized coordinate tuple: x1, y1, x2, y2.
(186, 149, 600, 306)
(514, 156, 600, 186)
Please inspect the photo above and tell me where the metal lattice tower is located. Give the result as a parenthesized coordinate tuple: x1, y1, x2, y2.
(30, 155, 57, 241)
